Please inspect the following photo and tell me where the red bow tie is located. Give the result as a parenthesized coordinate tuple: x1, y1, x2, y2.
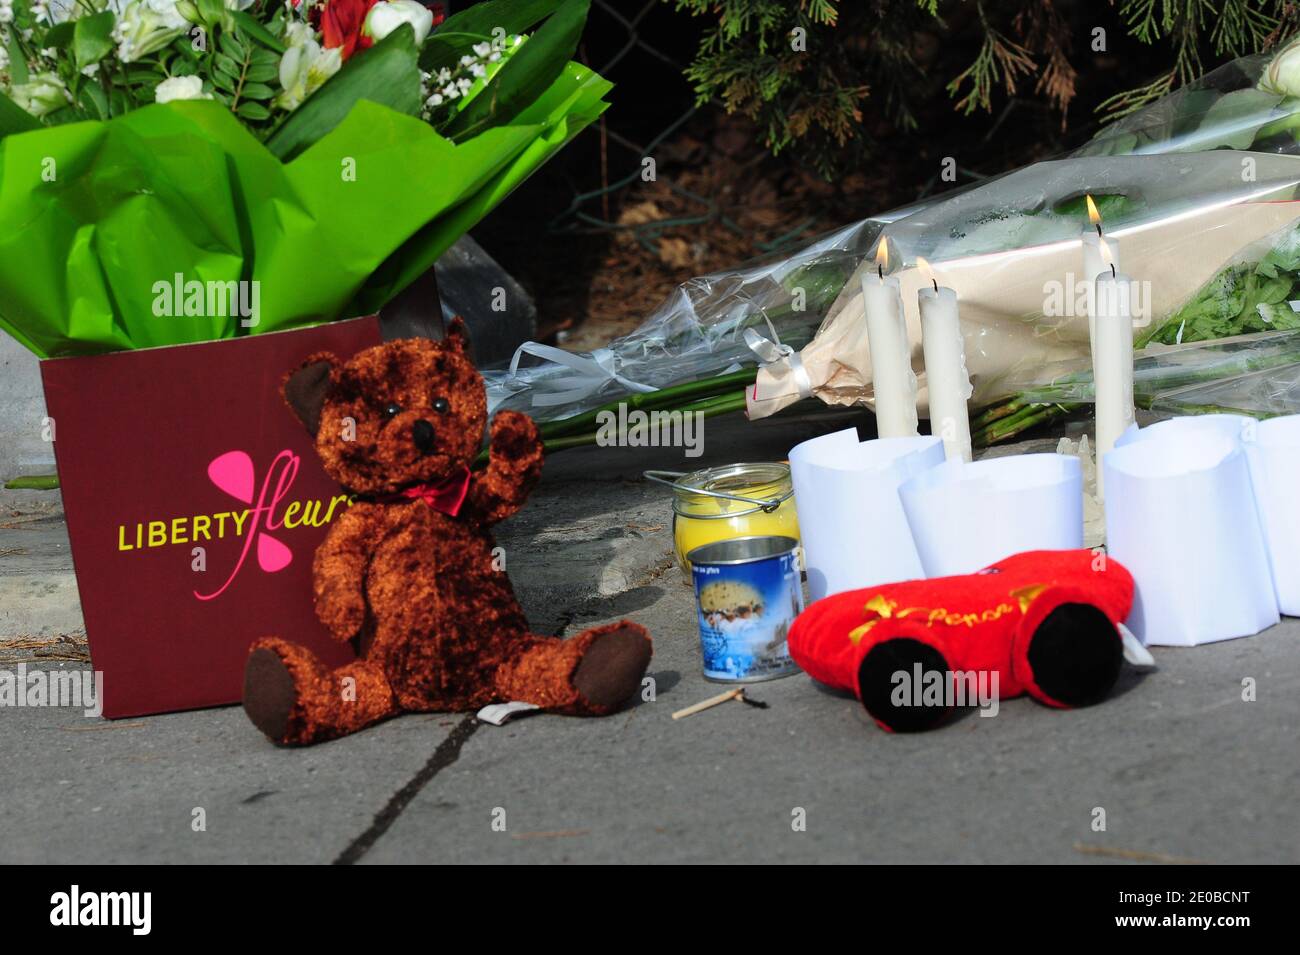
(389, 467, 471, 517)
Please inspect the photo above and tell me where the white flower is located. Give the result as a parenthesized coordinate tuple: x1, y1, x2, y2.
(154, 74, 210, 103)
(425, 92, 443, 107)
(471, 42, 490, 57)
(284, 20, 315, 47)
(275, 32, 342, 111)
(113, 0, 187, 63)
(469, 63, 485, 78)
(0, 0, 14, 25)
(81, 62, 100, 77)
(363, 0, 434, 46)
(0, 44, 8, 75)
(10, 71, 71, 117)
(1261, 37, 1300, 98)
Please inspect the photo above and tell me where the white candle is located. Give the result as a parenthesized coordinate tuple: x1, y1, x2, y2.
(1093, 265, 1135, 499)
(861, 244, 918, 438)
(1081, 195, 1120, 360)
(917, 258, 973, 462)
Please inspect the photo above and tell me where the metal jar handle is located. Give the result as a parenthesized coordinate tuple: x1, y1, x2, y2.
(642, 469, 787, 514)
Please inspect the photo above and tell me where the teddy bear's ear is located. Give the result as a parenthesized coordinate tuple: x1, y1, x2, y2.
(444, 316, 471, 355)
(282, 352, 338, 436)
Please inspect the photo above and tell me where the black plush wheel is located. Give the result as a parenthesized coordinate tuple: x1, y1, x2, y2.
(1026, 603, 1123, 707)
(857, 638, 954, 732)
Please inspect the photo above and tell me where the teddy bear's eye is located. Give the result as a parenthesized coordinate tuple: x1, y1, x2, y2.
(431, 396, 450, 414)
(383, 402, 402, 418)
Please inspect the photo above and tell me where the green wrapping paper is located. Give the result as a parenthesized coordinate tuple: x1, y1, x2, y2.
(0, 61, 610, 358)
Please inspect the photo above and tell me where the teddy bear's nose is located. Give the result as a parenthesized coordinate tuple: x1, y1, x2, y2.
(412, 419, 436, 455)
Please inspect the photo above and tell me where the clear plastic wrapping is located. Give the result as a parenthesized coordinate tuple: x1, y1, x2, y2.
(489, 50, 1300, 425)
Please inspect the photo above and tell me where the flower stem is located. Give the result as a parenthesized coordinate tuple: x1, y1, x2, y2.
(971, 403, 1077, 448)
(479, 388, 751, 467)
(537, 368, 757, 439)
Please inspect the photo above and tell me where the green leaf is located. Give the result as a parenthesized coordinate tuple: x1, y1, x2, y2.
(78, 81, 109, 120)
(419, 32, 486, 74)
(241, 82, 275, 101)
(211, 71, 238, 94)
(71, 12, 115, 68)
(443, 0, 590, 141)
(436, 0, 562, 37)
(1051, 193, 1131, 221)
(4, 32, 28, 86)
(265, 25, 421, 162)
(0, 90, 42, 138)
(42, 22, 76, 51)
(220, 33, 246, 61)
(1187, 88, 1285, 151)
(229, 11, 287, 54)
(196, 0, 225, 27)
(236, 101, 271, 121)
(109, 88, 130, 117)
(214, 52, 240, 76)
(420, 0, 569, 73)
(243, 61, 279, 83)
(126, 65, 164, 84)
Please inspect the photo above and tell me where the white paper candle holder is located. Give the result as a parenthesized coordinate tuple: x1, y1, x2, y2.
(1115, 413, 1256, 449)
(1246, 415, 1300, 616)
(788, 428, 944, 601)
(897, 453, 1084, 578)
(1104, 432, 1278, 646)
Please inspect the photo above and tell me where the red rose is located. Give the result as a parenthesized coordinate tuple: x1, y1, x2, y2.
(321, 0, 380, 60)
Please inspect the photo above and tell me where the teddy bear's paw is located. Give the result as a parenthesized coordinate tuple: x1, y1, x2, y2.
(313, 584, 366, 642)
(572, 622, 653, 713)
(244, 646, 299, 743)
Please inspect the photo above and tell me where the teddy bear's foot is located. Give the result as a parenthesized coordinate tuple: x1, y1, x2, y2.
(243, 637, 399, 745)
(493, 621, 652, 716)
(571, 623, 653, 713)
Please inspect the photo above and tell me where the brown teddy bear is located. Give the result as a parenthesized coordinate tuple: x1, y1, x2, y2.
(242, 322, 652, 745)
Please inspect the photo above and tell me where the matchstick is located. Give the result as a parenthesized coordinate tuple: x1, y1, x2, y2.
(672, 688, 744, 720)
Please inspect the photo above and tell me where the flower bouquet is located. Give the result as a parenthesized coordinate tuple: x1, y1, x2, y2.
(491, 45, 1300, 452)
(0, 0, 611, 357)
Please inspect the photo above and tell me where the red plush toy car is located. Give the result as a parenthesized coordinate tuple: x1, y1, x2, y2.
(788, 549, 1135, 731)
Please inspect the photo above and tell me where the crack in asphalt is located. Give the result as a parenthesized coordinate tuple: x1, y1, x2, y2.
(331, 607, 580, 864)
(330, 555, 670, 865)
(333, 715, 481, 865)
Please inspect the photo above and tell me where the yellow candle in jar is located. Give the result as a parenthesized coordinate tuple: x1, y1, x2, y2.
(658, 463, 801, 576)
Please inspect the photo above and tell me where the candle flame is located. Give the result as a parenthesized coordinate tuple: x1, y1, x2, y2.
(1085, 194, 1102, 234)
(1099, 238, 1117, 277)
(917, 256, 939, 292)
(875, 242, 889, 273)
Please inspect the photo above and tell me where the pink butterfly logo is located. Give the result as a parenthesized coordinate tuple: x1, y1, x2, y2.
(206, 450, 293, 573)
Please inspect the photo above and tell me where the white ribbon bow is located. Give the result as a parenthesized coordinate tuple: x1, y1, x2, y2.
(507, 342, 658, 408)
(743, 321, 813, 400)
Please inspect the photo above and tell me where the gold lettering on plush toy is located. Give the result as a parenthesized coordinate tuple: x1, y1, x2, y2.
(1009, 583, 1048, 613)
(864, 594, 894, 619)
(847, 598, 1019, 645)
(847, 594, 897, 644)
